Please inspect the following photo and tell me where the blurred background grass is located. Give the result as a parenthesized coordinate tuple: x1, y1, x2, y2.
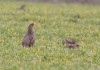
(0, 0, 100, 70)
(0, 0, 100, 4)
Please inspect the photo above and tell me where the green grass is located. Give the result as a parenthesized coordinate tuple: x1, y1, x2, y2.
(0, 1, 100, 70)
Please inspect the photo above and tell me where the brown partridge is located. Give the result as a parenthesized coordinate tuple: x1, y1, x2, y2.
(22, 23, 35, 47)
(62, 38, 79, 49)
(62, 38, 76, 45)
(66, 44, 79, 48)
(19, 5, 25, 10)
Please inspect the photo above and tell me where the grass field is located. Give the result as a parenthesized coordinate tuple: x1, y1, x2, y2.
(0, 1, 100, 70)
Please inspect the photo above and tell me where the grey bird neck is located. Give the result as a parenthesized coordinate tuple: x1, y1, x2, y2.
(28, 27, 34, 34)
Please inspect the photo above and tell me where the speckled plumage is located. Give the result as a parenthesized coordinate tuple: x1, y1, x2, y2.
(22, 23, 35, 47)
(62, 38, 76, 45)
(66, 44, 79, 48)
(63, 38, 79, 49)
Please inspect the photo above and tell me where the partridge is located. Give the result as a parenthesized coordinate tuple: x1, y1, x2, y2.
(22, 23, 35, 47)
